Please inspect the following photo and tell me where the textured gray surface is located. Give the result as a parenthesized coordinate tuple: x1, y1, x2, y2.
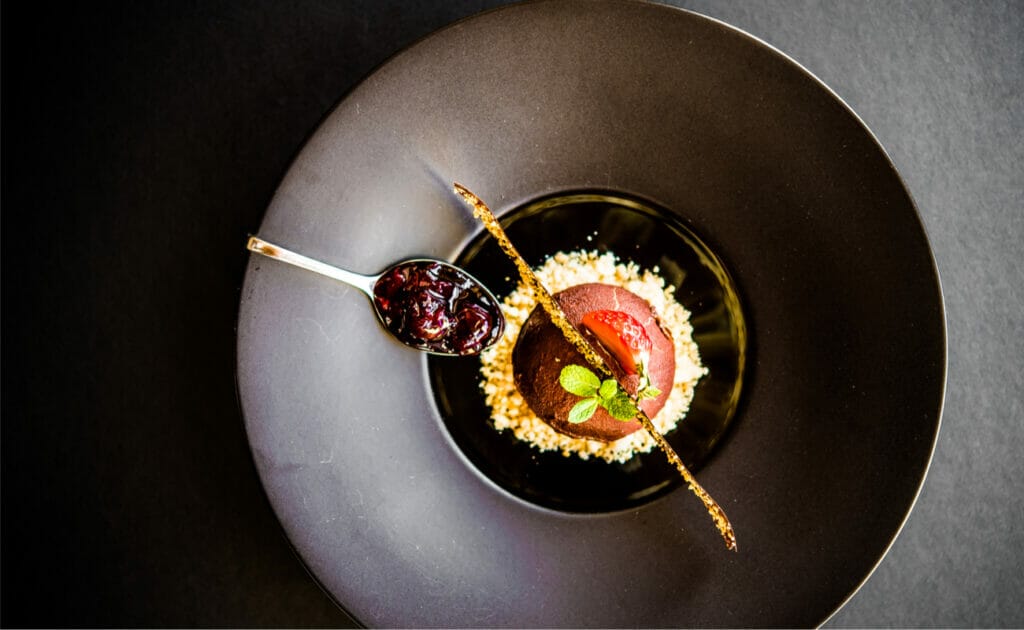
(3, 0, 1021, 627)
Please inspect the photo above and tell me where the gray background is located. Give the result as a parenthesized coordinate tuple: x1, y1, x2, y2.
(2, 0, 1021, 627)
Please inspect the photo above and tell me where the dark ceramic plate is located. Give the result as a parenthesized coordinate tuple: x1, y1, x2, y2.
(236, 1, 945, 627)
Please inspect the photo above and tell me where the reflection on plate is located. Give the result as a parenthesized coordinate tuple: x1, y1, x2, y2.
(236, 1, 945, 626)
(430, 191, 746, 512)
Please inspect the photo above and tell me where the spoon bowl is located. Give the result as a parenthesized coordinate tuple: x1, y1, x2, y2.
(247, 236, 504, 356)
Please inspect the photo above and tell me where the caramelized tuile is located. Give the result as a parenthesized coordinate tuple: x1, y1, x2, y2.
(454, 182, 737, 552)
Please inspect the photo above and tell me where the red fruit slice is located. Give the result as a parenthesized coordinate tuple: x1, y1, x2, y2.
(580, 309, 652, 377)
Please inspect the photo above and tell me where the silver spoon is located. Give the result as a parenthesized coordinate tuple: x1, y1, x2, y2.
(246, 236, 504, 356)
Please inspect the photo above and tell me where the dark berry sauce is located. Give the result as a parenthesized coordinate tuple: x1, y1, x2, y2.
(372, 260, 504, 355)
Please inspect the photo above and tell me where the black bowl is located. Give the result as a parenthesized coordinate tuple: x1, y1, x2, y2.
(429, 191, 748, 512)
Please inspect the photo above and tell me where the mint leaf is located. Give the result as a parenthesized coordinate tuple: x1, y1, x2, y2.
(605, 393, 639, 421)
(598, 378, 619, 401)
(567, 397, 600, 423)
(560, 365, 600, 397)
(639, 386, 662, 400)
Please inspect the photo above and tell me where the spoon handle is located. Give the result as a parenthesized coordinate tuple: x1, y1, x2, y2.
(246, 236, 376, 296)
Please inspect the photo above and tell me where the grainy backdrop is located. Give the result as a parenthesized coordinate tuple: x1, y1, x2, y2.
(2, 1, 1022, 626)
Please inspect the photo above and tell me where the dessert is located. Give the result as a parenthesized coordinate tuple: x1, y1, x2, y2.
(478, 250, 706, 462)
(512, 283, 676, 442)
(456, 182, 736, 552)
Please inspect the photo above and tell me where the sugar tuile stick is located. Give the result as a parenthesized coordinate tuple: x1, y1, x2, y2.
(453, 182, 736, 552)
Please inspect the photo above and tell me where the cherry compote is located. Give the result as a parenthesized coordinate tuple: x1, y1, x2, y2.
(372, 260, 504, 355)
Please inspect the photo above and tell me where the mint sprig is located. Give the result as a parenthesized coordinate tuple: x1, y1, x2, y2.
(559, 365, 661, 423)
